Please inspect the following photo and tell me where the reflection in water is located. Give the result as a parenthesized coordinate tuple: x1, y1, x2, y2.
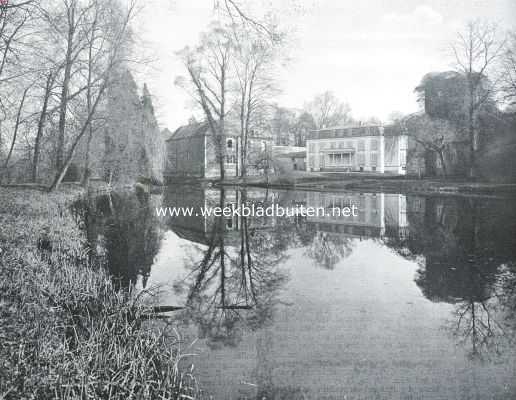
(72, 189, 163, 289)
(393, 196, 516, 360)
(75, 185, 516, 398)
(304, 192, 408, 269)
(167, 187, 290, 348)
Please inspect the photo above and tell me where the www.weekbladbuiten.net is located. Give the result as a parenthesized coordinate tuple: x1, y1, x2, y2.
(155, 203, 359, 218)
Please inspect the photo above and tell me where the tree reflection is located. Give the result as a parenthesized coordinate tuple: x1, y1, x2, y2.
(306, 231, 354, 269)
(497, 262, 516, 333)
(72, 189, 163, 289)
(398, 195, 516, 359)
(172, 188, 290, 348)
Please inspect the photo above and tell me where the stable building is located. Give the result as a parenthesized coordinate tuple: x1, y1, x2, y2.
(165, 121, 272, 178)
(306, 124, 408, 174)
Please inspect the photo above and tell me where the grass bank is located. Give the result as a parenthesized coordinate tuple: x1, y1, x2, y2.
(0, 187, 201, 400)
(211, 172, 516, 197)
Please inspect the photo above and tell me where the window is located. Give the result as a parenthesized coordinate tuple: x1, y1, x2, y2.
(358, 140, 365, 151)
(400, 149, 407, 165)
(226, 155, 236, 164)
(370, 139, 378, 151)
(227, 139, 233, 149)
(226, 218, 233, 229)
(357, 153, 365, 165)
(338, 141, 345, 148)
(370, 152, 378, 166)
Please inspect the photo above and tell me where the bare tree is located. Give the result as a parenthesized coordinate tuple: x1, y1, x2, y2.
(399, 113, 459, 177)
(501, 31, 516, 107)
(176, 23, 234, 181)
(215, 0, 277, 41)
(304, 91, 352, 129)
(2, 84, 29, 173)
(48, 0, 137, 191)
(232, 24, 282, 178)
(39, 0, 95, 172)
(1, 1, 36, 10)
(0, 0, 35, 154)
(0, 1, 32, 81)
(31, 69, 58, 182)
(81, 0, 101, 184)
(451, 20, 506, 177)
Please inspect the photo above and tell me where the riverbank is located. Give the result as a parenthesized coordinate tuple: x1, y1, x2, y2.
(0, 187, 200, 399)
(193, 172, 516, 197)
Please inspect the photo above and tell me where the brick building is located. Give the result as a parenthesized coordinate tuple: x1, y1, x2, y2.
(165, 121, 272, 178)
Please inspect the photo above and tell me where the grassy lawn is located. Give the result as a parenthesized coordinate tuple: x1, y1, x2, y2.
(0, 187, 200, 400)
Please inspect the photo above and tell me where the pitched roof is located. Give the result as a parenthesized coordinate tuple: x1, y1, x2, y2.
(167, 122, 209, 141)
(161, 128, 174, 141)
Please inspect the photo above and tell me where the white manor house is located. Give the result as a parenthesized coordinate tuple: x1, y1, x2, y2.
(306, 124, 408, 174)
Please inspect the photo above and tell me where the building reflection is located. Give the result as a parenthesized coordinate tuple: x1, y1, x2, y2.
(304, 191, 408, 239)
(73, 185, 516, 397)
(165, 188, 410, 254)
(165, 187, 289, 349)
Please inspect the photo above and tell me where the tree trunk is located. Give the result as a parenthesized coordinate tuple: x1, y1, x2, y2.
(3, 86, 29, 172)
(48, 81, 106, 192)
(438, 150, 447, 178)
(82, 8, 98, 186)
(32, 72, 54, 182)
(56, 7, 76, 171)
(468, 106, 476, 179)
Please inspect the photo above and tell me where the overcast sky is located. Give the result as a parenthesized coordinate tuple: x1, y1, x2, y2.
(133, 0, 516, 130)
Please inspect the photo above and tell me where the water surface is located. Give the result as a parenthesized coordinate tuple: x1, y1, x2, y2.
(75, 185, 516, 399)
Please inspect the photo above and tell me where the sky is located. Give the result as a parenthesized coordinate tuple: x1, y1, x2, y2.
(132, 0, 516, 130)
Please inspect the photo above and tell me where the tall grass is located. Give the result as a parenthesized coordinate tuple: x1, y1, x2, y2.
(0, 187, 203, 399)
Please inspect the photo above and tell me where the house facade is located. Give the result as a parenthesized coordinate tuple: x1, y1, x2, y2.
(306, 125, 408, 174)
(165, 121, 272, 178)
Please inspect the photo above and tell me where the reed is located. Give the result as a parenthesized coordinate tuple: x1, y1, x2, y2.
(0, 187, 204, 400)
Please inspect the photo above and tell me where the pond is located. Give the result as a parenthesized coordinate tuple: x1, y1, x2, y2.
(74, 185, 516, 399)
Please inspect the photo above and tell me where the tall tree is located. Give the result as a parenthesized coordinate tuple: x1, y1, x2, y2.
(2, 84, 29, 173)
(176, 23, 234, 181)
(48, 0, 137, 191)
(451, 20, 506, 177)
(292, 111, 316, 147)
(232, 23, 282, 178)
(304, 91, 352, 129)
(501, 31, 516, 107)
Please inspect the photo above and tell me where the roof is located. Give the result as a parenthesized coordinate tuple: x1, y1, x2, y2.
(167, 122, 209, 141)
(308, 123, 409, 140)
(309, 125, 383, 140)
(383, 124, 404, 137)
(162, 128, 174, 141)
(167, 121, 243, 141)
